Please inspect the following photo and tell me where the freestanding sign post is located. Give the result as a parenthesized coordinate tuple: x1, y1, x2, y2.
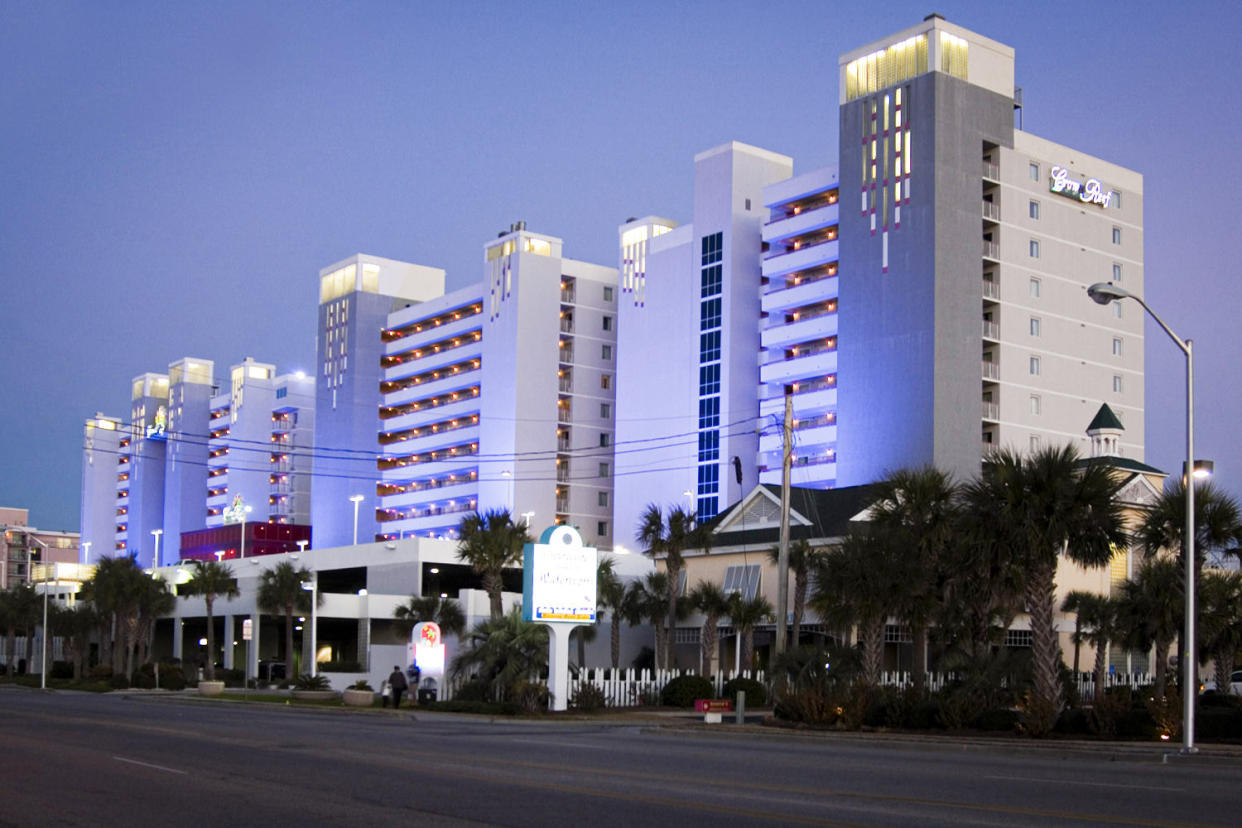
(522, 525, 597, 711)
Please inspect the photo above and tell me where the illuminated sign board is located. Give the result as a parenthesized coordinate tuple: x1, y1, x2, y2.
(522, 525, 597, 624)
(145, 405, 167, 441)
(1049, 166, 1113, 207)
(407, 621, 444, 677)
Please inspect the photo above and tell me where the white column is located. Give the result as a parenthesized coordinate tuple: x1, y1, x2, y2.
(545, 624, 574, 712)
(222, 615, 235, 670)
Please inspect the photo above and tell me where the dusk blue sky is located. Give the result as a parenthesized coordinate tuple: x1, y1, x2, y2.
(2, 1, 1238, 531)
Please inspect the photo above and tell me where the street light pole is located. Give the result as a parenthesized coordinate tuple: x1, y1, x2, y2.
(302, 573, 318, 675)
(81, 541, 91, 565)
(151, 529, 162, 568)
(349, 494, 365, 546)
(238, 505, 253, 558)
(1087, 281, 1197, 753)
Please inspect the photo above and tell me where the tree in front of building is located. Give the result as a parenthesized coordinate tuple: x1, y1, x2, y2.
(596, 556, 627, 670)
(727, 592, 773, 674)
(1060, 590, 1118, 702)
(1199, 570, 1242, 693)
(0, 584, 40, 676)
(637, 503, 711, 670)
(257, 561, 317, 680)
(181, 561, 239, 681)
(1114, 556, 1182, 696)
(455, 509, 530, 620)
(393, 595, 465, 641)
(690, 580, 731, 675)
(765, 538, 825, 651)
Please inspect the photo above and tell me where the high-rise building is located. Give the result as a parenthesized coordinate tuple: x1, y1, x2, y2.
(80, 413, 122, 564)
(0, 508, 79, 590)
(121, 372, 169, 565)
(835, 15, 1143, 484)
(613, 18, 1144, 542)
(378, 225, 618, 545)
(312, 254, 446, 548)
(161, 357, 215, 562)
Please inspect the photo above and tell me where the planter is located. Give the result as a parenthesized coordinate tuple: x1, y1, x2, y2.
(197, 680, 225, 697)
(342, 688, 375, 708)
(291, 689, 338, 702)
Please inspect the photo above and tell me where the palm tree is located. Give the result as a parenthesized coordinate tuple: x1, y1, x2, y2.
(597, 556, 627, 669)
(49, 602, 96, 680)
(1, 585, 39, 676)
(810, 531, 898, 687)
(690, 580, 731, 675)
(1136, 481, 1242, 686)
(135, 574, 174, 671)
(82, 555, 149, 679)
(257, 561, 316, 679)
(766, 539, 824, 649)
(456, 509, 530, 620)
(961, 446, 1127, 734)
(450, 606, 548, 698)
(393, 595, 466, 641)
(181, 561, 239, 681)
(727, 593, 773, 673)
(569, 557, 616, 669)
(865, 466, 959, 696)
(1198, 570, 1242, 693)
(623, 572, 668, 669)
(1060, 590, 1117, 702)
(637, 503, 711, 669)
(1115, 557, 1183, 695)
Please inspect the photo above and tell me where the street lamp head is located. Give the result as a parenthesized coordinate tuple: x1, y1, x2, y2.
(1086, 281, 1130, 305)
(349, 494, 365, 504)
(1184, 459, 1215, 479)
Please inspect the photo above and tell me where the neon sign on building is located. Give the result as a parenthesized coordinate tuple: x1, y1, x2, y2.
(1049, 166, 1113, 207)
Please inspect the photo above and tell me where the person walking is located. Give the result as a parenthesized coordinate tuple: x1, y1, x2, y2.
(388, 665, 408, 709)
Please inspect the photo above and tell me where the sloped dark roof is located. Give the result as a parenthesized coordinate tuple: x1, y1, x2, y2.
(1078, 455, 1166, 476)
(1086, 403, 1125, 432)
(704, 484, 874, 547)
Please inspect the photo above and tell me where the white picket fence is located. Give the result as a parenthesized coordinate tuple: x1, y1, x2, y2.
(878, 670, 1155, 696)
(440, 667, 768, 707)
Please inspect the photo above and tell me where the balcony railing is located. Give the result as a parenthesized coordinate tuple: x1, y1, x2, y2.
(560, 287, 575, 303)
(982, 240, 999, 260)
(557, 406, 572, 423)
(556, 466, 570, 483)
(558, 378, 573, 393)
(982, 402, 999, 420)
(558, 347, 574, 364)
(559, 319, 574, 333)
(982, 320, 999, 340)
(982, 361, 999, 381)
(982, 162, 999, 180)
(982, 201, 999, 221)
(555, 498, 570, 514)
(982, 279, 999, 299)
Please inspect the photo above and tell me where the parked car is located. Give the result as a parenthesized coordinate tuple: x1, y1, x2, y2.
(1201, 670, 1242, 695)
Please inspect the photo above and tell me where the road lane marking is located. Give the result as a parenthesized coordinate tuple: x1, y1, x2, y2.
(985, 774, 1183, 792)
(112, 756, 186, 775)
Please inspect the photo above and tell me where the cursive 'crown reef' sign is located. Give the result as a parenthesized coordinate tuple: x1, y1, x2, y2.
(1049, 166, 1113, 208)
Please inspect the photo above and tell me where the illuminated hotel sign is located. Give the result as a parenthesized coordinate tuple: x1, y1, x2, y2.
(145, 405, 167, 440)
(522, 525, 597, 624)
(1049, 166, 1113, 207)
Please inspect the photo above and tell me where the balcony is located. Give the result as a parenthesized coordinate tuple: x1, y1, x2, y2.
(382, 317, 482, 358)
(560, 286, 576, 304)
(761, 312, 837, 350)
(982, 402, 999, 421)
(761, 275, 839, 314)
(982, 361, 999, 381)
(982, 161, 999, 181)
(982, 320, 999, 340)
(762, 240, 839, 279)
(559, 318, 574, 334)
(558, 347, 574, 365)
(761, 203, 840, 245)
(982, 201, 999, 221)
(982, 279, 999, 300)
(982, 241, 999, 260)
(760, 349, 838, 386)
(558, 377, 573, 393)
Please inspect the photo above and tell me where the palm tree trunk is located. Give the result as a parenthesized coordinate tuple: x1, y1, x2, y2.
(1154, 638, 1170, 696)
(861, 617, 884, 687)
(911, 621, 928, 696)
(665, 565, 679, 670)
(1026, 562, 1063, 722)
(1071, 618, 1083, 675)
(701, 615, 719, 675)
(576, 629, 585, 668)
(741, 626, 754, 671)
(610, 617, 620, 670)
(653, 624, 667, 671)
(1092, 637, 1109, 703)
(792, 574, 806, 646)
(483, 571, 503, 620)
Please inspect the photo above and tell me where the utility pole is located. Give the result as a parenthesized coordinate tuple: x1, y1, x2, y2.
(774, 385, 793, 661)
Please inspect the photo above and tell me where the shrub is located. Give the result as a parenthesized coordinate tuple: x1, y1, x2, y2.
(974, 708, 1020, 732)
(510, 680, 549, 714)
(350, 679, 374, 692)
(50, 661, 73, 680)
(160, 668, 187, 691)
(293, 673, 331, 691)
(453, 678, 494, 702)
(722, 676, 767, 708)
(661, 675, 715, 708)
(221, 668, 245, 688)
(320, 660, 362, 673)
(88, 663, 114, 680)
(908, 698, 942, 730)
(569, 684, 606, 712)
(1055, 707, 1091, 735)
(424, 699, 520, 715)
(109, 673, 131, 689)
(1196, 706, 1242, 741)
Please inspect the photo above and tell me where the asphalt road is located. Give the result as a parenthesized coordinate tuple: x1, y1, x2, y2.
(1, 687, 1239, 827)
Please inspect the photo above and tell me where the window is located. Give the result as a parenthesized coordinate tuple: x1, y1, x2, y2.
(698, 364, 720, 395)
(597, 491, 608, 508)
(1111, 191, 1122, 208)
(1029, 200, 1040, 220)
(1112, 302, 1123, 319)
(599, 432, 611, 447)
(1112, 337, 1123, 356)
(600, 403, 611, 419)
(603, 286, 614, 302)
(701, 232, 723, 266)
(1029, 162, 1040, 181)
(700, 298, 722, 330)
(1029, 356, 1041, 376)
(602, 315, 613, 332)
(1113, 375, 1123, 393)
(1029, 278, 1041, 298)
(722, 564, 762, 601)
(697, 463, 719, 493)
(699, 330, 721, 362)
(1030, 435, 1041, 452)
(698, 430, 719, 462)
(598, 462, 609, 477)
(1030, 395, 1041, 415)
(744, 198, 751, 211)
(700, 265, 722, 298)
(1112, 263, 1122, 282)
(1112, 226, 1122, 245)
(1029, 239, 1040, 258)
(600, 374, 611, 390)
(597, 521, 608, 536)
(698, 396, 720, 429)
(601, 344, 612, 360)
(1029, 317, 1041, 337)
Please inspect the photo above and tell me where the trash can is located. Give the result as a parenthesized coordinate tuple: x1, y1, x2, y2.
(417, 688, 437, 705)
